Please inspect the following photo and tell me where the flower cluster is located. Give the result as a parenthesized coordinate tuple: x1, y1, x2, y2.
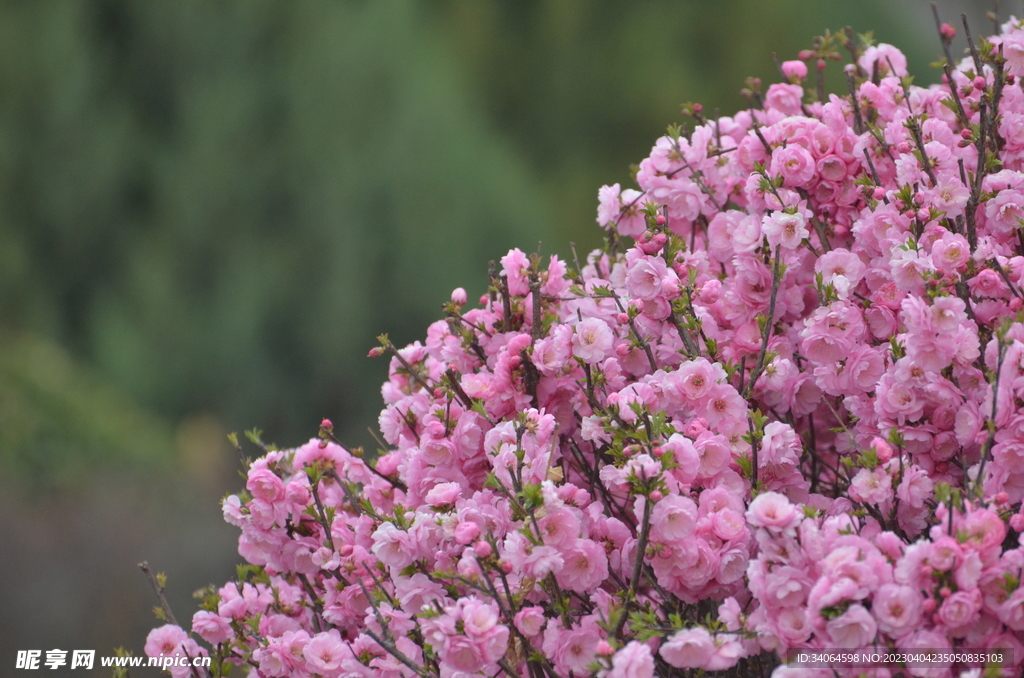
(147, 15, 1024, 678)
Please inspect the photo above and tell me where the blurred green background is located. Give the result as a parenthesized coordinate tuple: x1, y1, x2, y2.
(0, 0, 989, 672)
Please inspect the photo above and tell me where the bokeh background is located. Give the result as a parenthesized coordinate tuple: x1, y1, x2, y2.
(0, 0, 994, 673)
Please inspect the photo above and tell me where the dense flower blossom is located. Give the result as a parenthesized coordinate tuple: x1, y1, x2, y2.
(145, 16, 1024, 678)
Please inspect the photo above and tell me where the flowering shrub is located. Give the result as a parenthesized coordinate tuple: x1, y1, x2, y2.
(145, 14, 1024, 678)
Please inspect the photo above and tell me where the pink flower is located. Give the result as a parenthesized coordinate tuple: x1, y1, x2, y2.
(424, 481, 462, 506)
(762, 211, 809, 250)
(746, 492, 801, 534)
(660, 627, 715, 669)
(191, 611, 232, 645)
(555, 539, 609, 592)
(573, 318, 614, 363)
(873, 583, 922, 636)
(673, 358, 718, 402)
(514, 606, 546, 637)
(772, 145, 816, 187)
(144, 624, 188, 659)
(825, 604, 877, 648)
(651, 494, 699, 542)
(937, 589, 981, 629)
(848, 467, 893, 505)
(626, 256, 670, 301)
(304, 630, 347, 674)
(606, 641, 654, 678)
(781, 60, 808, 81)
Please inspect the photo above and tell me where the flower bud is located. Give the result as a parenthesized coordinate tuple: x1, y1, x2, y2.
(451, 287, 467, 305)
(960, 128, 973, 139)
(320, 418, 333, 430)
(655, 214, 666, 226)
(1010, 514, 1024, 532)
(974, 76, 986, 90)
(454, 521, 481, 544)
(473, 541, 493, 559)
(781, 60, 808, 81)
(368, 346, 385, 358)
(649, 490, 663, 502)
(939, 23, 956, 40)
(500, 560, 514, 574)
(596, 640, 614, 656)
(996, 491, 1010, 505)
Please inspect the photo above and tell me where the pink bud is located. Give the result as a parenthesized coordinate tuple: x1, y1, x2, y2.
(913, 193, 924, 206)
(318, 440, 328, 449)
(922, 598, 937, 613)
(872, 187, 885, 201)
(454, 521, 481, 544)
(960, 128, 973, 139)
(896, 141, 911, 154)
(649, 490, 663, 502)
(433, 387, 445, 398)
(1012, 297, 1024, 312)
(500, 560, 514, 574)
(974, 76, 986, 90)
(320, 418, 333, 430)
(616, 312, 630, 325)
(339, 544, 354, 556)
(871, 437, 893, 463)
(615, 343, 630, 356)
(916, 208, 930, 222)
(996, 491, 1010, 505)
(473, 541, 493, 559)
(781, 60, 808, 81)
(638, 233, 667, 255)
(940, 23, 956, 40)
(451, 287, 468, 305)
(816, 58, 826, 71)
(368, 346, 385, 358)
(940, 587, 951, 598)
(655, 214, 666, 226)
(1009, 74, 1017, 85)
(596, 641, 614, 656)
(798, 50, 815, 60)
(1010, 514, 1024, 532)
(692, 103, 703, 114)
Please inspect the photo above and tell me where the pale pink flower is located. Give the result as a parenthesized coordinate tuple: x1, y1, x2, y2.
(746, 492, 801, 534)
(573, 317, 614, 363)
(762, 211, 809, 250)
(606, 641, 654, 678)
(660, 627, 716, 669)
(651, 494, 699, 542)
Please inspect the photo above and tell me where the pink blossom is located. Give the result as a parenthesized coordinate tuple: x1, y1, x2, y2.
(555, 539, 609, 592)
(762, 211, 810, 250)
(606, 641, 654, 678)
(825, 604, 877, 648)
(651, 494, 699, 542)
(573, 318, 614, 363)
(746, 492, 801, 534)
(660, 627, 715, 669)
(304, 629, 347, 675)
